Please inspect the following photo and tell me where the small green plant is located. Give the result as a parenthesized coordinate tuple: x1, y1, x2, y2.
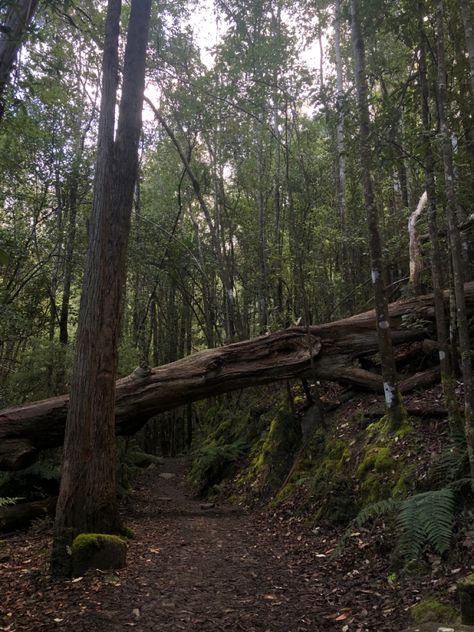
(189, 440, 246, 495)
(430, 431, 469, 486)
(339, 487, 456, 565)
(0, 497, 20, 508)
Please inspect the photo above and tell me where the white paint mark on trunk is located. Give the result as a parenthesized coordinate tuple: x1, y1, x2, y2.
(383, 382, 396, 407)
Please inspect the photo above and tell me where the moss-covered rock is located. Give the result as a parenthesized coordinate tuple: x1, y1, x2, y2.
(411, 595, 458, 624)
(71, 533, 127, 576)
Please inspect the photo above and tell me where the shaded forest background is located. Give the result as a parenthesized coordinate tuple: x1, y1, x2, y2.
(2, 0, 473, 412)
(1, 0, 474, 614)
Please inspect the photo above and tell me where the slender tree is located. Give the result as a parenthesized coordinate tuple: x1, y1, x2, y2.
(436, 0, 474, 472)
(459, 0, 474, 98)
(350, 0, 402, 428)
(417, 4, 460, 431)
(0, 0, 40, 120)
(51, 0, 152, 576)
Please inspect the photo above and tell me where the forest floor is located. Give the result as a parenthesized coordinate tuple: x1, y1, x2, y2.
(0, 456, 467, 632)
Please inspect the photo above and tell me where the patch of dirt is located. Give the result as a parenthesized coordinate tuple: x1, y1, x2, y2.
(0, 458, 471, 631)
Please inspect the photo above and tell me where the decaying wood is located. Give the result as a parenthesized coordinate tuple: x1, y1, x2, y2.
(408, 191, 427, 294)
(0, 283, 473, 471)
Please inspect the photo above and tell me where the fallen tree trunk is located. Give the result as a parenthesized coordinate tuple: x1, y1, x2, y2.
(1, 283, 474, 471)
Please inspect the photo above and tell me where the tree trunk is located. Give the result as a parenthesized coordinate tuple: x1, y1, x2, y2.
(460, 0, 474, 98)
(334, 0, 349, 304)
(0, 0, 39, 120)
(418, 6, 461, 432)
(350, 0, 402, 428)
(408, 191, 427, 295)
(2, 283, 474, 473)
(436, 0, 474, 476)
(51, 0, 151, 577)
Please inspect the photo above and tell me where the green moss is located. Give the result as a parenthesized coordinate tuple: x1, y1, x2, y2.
(458, 573, 474, 588)
(128, 451, 163, 468)
(411, 595, 458, 624)
(246, 409, 302, 497)
(357, 447, 394, 476)
(392, 465, 416, 499)
(116, 524, 135, 539)
(367, 410, 413, 440)
(360, 472, 391, 505)
(307, 437, 355, 525)
(394, 419, 414, 439)
(71, 533, 127, 576)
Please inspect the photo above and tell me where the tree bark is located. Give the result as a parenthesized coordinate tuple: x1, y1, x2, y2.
(418, 5, 461, 431)
(1, 283, 473, 473)
(350, 0, 402, 427)
(51, 0, 151, 576)
(0, 0, 40, 120)
(436, 0, 474, 468)
(460, 0, 474, 98)
(334, 0, 349, 302)
(408, 191, 427, 295)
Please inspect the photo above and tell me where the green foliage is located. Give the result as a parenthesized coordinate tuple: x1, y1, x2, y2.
(116, 438, 161, 496)
(0, 450, 61, 501)
(189, 440, 247, 496)
(430, 432, 469, 486)
(397, 489, 455, 560)
(248, 409, 302, 498)
(341, 488, 456, 564)
(188, 391, 277, 496)
(0, 497, 20, 508)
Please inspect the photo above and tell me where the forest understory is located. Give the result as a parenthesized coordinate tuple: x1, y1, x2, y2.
(1, 379, 474, 632)
(2, 0, 474, 629)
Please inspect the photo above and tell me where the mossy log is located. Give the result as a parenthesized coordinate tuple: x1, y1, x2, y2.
(1, 284, 473, 471)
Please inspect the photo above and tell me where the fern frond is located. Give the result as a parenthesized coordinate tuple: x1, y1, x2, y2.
(417, 489, 454, 555)
(431, 432, 468, 485)
(353, 498, 400, 527)
(337, 488, 456, 562)
(334, 498, 400, 557)
(397, 489, 455, 559)
(396, 493, 428, 560)
(0, 496, 20, 508)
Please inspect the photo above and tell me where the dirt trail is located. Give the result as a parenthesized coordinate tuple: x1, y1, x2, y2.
(86, 458, 330, 631)
(0, 458, 451, 631)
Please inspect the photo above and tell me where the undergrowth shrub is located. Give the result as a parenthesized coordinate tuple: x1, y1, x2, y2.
(189, 441, 247, 496)
(116, 438, 162, 496)
(189, 390, 282, 496)
(0, 449, 61, 501)
(338, 433, 471, 569)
